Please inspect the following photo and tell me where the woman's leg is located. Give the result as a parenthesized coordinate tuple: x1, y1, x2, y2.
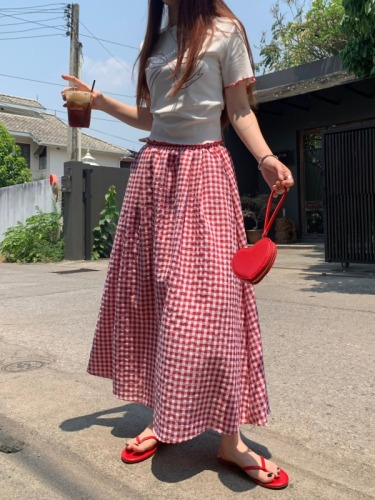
(218, 432, 280, 484)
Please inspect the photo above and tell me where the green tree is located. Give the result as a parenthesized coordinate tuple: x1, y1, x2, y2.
(258, 0, 346, 73)
(0, 123, 32, 187)
(341, 0, 375, 77)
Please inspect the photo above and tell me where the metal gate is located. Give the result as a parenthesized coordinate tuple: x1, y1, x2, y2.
(323, 124, 375, 265)
(62, 161, 130, 260)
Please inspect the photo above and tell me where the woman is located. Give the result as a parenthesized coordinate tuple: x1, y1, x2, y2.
(62, 0, 293, 490)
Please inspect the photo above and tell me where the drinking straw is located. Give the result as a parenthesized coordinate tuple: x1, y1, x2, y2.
(80, 80, 96, 127)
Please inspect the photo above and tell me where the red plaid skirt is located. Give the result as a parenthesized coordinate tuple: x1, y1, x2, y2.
(87, 140, 270, 442)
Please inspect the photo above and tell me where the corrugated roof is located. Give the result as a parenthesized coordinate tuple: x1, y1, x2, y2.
(253, 56, 361, 104)
(0, 93, 132, 155)
(0, 110, 129, 155)
(0, 94, 45, 110)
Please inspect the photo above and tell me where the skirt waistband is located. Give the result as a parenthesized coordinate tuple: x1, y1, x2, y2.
(147, 139, 224, 149)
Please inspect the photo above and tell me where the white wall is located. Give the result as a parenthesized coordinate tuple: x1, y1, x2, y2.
(48, 148, 67, 178)
(14, 137, 123, 180)
(0, 179, 58, 242)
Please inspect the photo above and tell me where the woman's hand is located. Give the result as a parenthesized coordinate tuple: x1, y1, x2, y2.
(61, 74, 153, 131)
(61, 75, 104, 110)
(259, 156, 294, 196)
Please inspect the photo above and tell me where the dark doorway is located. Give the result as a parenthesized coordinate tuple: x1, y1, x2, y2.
(300, 129, 325, 238)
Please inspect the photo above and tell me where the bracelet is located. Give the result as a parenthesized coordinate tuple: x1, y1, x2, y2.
(258, 154, 278, 170)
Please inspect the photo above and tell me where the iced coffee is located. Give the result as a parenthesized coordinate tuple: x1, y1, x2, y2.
(65, 90, 92, 128)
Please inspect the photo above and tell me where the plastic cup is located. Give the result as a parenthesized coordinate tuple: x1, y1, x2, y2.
(65, 90, 92, 128)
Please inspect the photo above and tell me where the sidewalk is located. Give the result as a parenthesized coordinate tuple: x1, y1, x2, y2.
(0, 246, 374, 499)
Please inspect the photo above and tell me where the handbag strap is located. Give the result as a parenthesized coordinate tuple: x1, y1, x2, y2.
(262, 189, 288, 238)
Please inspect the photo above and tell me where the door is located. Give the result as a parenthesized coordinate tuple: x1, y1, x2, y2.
(300, 129, 325, 238)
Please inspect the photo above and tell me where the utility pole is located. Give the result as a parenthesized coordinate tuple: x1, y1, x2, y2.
(67, 3, 82, 161)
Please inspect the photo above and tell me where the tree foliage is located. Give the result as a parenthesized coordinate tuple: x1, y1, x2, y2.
(257, 0, 346, 73)
(341, 0, 375, 77)
(0, 124, 32, 187)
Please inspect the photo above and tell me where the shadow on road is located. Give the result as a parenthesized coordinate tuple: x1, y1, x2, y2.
(60, 404, 273, 492)
(300, 272, 375, 295)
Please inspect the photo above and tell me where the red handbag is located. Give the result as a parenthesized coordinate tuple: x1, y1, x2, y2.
(232, 189, 287, 284)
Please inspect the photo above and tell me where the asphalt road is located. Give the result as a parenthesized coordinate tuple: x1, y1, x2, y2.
(1, 246, 374, 499)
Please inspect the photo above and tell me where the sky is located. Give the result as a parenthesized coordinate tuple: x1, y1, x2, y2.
(0, 1, 303, 153)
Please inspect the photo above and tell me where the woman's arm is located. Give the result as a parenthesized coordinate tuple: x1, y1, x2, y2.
(61, 75, 153, 132)
(225, 81, 294, 194)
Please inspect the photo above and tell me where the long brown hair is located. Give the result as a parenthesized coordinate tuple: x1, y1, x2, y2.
(135, 0, 256, 112)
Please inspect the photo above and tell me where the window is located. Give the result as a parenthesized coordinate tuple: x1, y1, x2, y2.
(39, 147, 47, 170)
(16, 143, 30, 167)
(120, 158, 132, 168)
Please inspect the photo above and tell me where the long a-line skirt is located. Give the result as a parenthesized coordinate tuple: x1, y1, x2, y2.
(87, 140, 270, 443)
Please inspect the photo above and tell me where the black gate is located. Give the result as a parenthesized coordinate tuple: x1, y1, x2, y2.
(323, 124, 375, 265)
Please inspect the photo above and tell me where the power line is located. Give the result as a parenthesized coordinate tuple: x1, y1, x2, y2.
(0, 11, 138, 50)
(0, 33, 64, 40)
(0, 73, 135, 99)
(46, 108, 123, 124)
(0, 24, 64, 34)
(57, 118, 143, 147)
(80, 33, 138, 50)
(0, 11, 66, 31)
(84, 127, 142, 146)
(0, 3, 66, 11)
(79, 19, 131, 74)
(0, 15, 63, 27)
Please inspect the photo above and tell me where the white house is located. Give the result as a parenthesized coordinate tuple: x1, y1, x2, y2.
(0, 94, 134, 180)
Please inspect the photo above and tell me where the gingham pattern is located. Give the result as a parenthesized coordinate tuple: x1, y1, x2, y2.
(87, 141, 270, 443)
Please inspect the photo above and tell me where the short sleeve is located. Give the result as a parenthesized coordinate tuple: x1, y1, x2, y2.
(219, 22, 256, 89)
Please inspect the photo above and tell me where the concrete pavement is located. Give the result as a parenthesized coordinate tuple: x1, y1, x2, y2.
(0, 245, 374, 499)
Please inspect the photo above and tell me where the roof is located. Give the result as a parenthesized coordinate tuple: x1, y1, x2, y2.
(0, 94, 45, 110)
(254, 56, 361, 104)
(0, 93, 131, 156)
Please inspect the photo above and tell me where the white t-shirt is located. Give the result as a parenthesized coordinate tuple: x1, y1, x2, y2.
(146, 18, 255, 145)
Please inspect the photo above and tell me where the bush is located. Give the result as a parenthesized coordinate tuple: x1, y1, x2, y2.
(91, 186, 119, 260)
(0, 206, 64, 263)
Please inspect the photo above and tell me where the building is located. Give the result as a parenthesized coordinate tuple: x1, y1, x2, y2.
(0, 94, 134, 179)
(225, 56, 375, 240)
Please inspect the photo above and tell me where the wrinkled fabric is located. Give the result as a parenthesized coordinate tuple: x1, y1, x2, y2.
(87, 141, 270, 443)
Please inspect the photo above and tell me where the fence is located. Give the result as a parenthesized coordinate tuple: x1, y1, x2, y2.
(0, 179, 58, 242)
(323, 124, 375, 265)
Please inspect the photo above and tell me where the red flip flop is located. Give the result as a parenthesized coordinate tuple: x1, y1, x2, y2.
(218, 455, 289, 489)
(121, 435, 159, 464)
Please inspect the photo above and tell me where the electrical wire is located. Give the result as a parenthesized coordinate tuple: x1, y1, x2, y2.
(79, 20, 132, 74)
(0, 11, 66, 31)
(81, 127, 142, 146)
(0, 8, 66, 41)
(0, 24, 64, 34)
(46, 107, 122, 124)
(0, 3, 66, 11)
(0, 3, 141, 149)
(80, 34, 138, 50)
(0, 33, 64, 40)
(0, 72, 135, 99)
(0, 15, 63, 27)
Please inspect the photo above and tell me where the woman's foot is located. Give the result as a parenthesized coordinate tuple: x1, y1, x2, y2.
(121, 420, 159, 464)
(218, 432, 280, 485)
(125, 421, 157, 453)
